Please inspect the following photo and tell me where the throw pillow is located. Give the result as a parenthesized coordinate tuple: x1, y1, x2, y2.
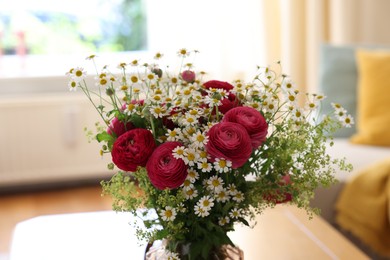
(350, 49, 390, 146)
(318, 44, 358, 137)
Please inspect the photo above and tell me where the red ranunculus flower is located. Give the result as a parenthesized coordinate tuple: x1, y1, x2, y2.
(206, 122, 252, 168)
(223, 106, 268, 149)
(263, 174, 293, 204)
(203, 80, 240, 114)
(146, 142, 188, 190)
(111, 128, 156, 172)
(107, 117, 134, 137)
(203, 80, 234, 91)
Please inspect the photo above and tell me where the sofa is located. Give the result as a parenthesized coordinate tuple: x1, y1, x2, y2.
(310, 44, 390, 259)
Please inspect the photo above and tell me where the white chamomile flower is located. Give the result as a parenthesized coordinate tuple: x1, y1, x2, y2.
(126, 103, 139, 115)
(191, 131, 208, 148)
(314, 93, 326, 101)
(183, 187, 198, 200)
(68, 79, 78, 91)
(183, 148, 199, 166)
(218, 216, 230, 226)
(197, 160, 212, 173)
(213, 158, 232, 173)
(172, 146, 186, 160)
(207, 176, 224, 192)
(68, 67, 87, 82)
(182, 114, 197, 126)
(187, 168, 199, 182)
(165, 250, 180, 260)
(340, 114, 354, 128)
(305, 100, 318, 111)
(198, 195, 215, 210)
(232, 191, 245, 203)
(227, 184, 238, 196)
(181, 178, 194, 190)
(150, 105, 167, 118)
(286, 91, 298, 104)
(194, 204, 210, 218)
(204, 96, 222, 107)
(160, 206, 177, 221)
(334, 106, 347, 119)
(215, 189, 230, 203)
(177, 203, 186, 213)
(229, 208, 241, 219)
(291, 108, 304, 121)
(281, 78, 295, 92)
(177, 48, 190, 57)
(166, 128, 183, 142)
(96, 76, 109, 88)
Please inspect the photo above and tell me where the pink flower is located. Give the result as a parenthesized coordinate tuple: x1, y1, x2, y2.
(206, 122, 252, 169)
(263, 174, 293, 204)
(223, 107, 268, 149)
(181, 70, 196, 83)
(146, 142, 188, 190)
(107, 117, 134, 137)
(111, 128, 156, 172)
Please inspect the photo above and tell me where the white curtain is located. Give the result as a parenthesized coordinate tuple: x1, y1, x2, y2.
(146, 0, 390, 92)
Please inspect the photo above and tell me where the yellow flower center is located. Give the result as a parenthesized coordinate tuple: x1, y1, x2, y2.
(165, 210, 172, 218)
(130, 76, 138, 83)
(218, 160, 226, 168)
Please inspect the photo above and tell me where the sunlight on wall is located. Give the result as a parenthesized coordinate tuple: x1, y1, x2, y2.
(146, 0, 266, 81)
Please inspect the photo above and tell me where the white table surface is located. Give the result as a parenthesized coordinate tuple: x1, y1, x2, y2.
(8, 205, 369, 260)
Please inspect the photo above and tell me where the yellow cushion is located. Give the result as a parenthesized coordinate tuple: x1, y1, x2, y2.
(350, 49, 390, 146)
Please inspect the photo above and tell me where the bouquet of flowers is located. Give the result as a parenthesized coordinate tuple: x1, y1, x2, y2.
(67, 49, 352, 259)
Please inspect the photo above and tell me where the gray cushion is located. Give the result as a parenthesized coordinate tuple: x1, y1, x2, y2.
(318, 44, 358, 137)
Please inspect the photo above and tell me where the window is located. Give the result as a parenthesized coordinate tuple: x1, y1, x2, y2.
(0, 0, 147, 78)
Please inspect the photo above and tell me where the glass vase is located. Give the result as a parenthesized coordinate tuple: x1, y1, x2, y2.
(144, 239, 244, 260)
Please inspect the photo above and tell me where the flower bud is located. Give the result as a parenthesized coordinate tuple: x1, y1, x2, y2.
(181, 70, 196, 83)
(152, 68, 163, 78)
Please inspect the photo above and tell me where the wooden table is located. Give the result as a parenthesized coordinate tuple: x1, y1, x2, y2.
(9, 205, 369, 260)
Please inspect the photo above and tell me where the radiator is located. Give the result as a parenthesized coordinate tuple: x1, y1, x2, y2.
(0, 94, 112, 188)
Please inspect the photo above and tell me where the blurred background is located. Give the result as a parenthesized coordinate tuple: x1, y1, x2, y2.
(1, 0, 390, 259)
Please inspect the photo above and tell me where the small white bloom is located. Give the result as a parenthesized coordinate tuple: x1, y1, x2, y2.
(69, 67, 87, 82)
(166, 128, 183, 142)
(213, 158, 232, 173)
(204, 96, 222, 107)
(186, 168, 199, 182)
(183, 187, 198, 200)
(207, 176, 224, 192)
(227, 184, 238, 196)
(198, 195, 215, 210)
(68, 79, 78, 91)
(160, 206, 177, 221)
(172, 146, 186, 160)
(340, 114, 354, 128)
(150, 105, 167, 118)
(194, 204, 210, 217)
(281, 78, 295, 92)
(181, 179, 194, 190)
(197, 160, 213, 173)
(215, 189, 230, 203)
(182, 148, 199, 166)
(165, 250, 180, 260)
(218, 216, 230, 226)
(229, 208, 241, 219)
(232, 191, 245, 203)
(191, 131, 208, 148)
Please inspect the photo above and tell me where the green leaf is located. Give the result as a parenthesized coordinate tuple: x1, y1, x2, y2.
(96, 132, 115, 143)
(238, 217, 250, 226)
(130, 114, 147, 128)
